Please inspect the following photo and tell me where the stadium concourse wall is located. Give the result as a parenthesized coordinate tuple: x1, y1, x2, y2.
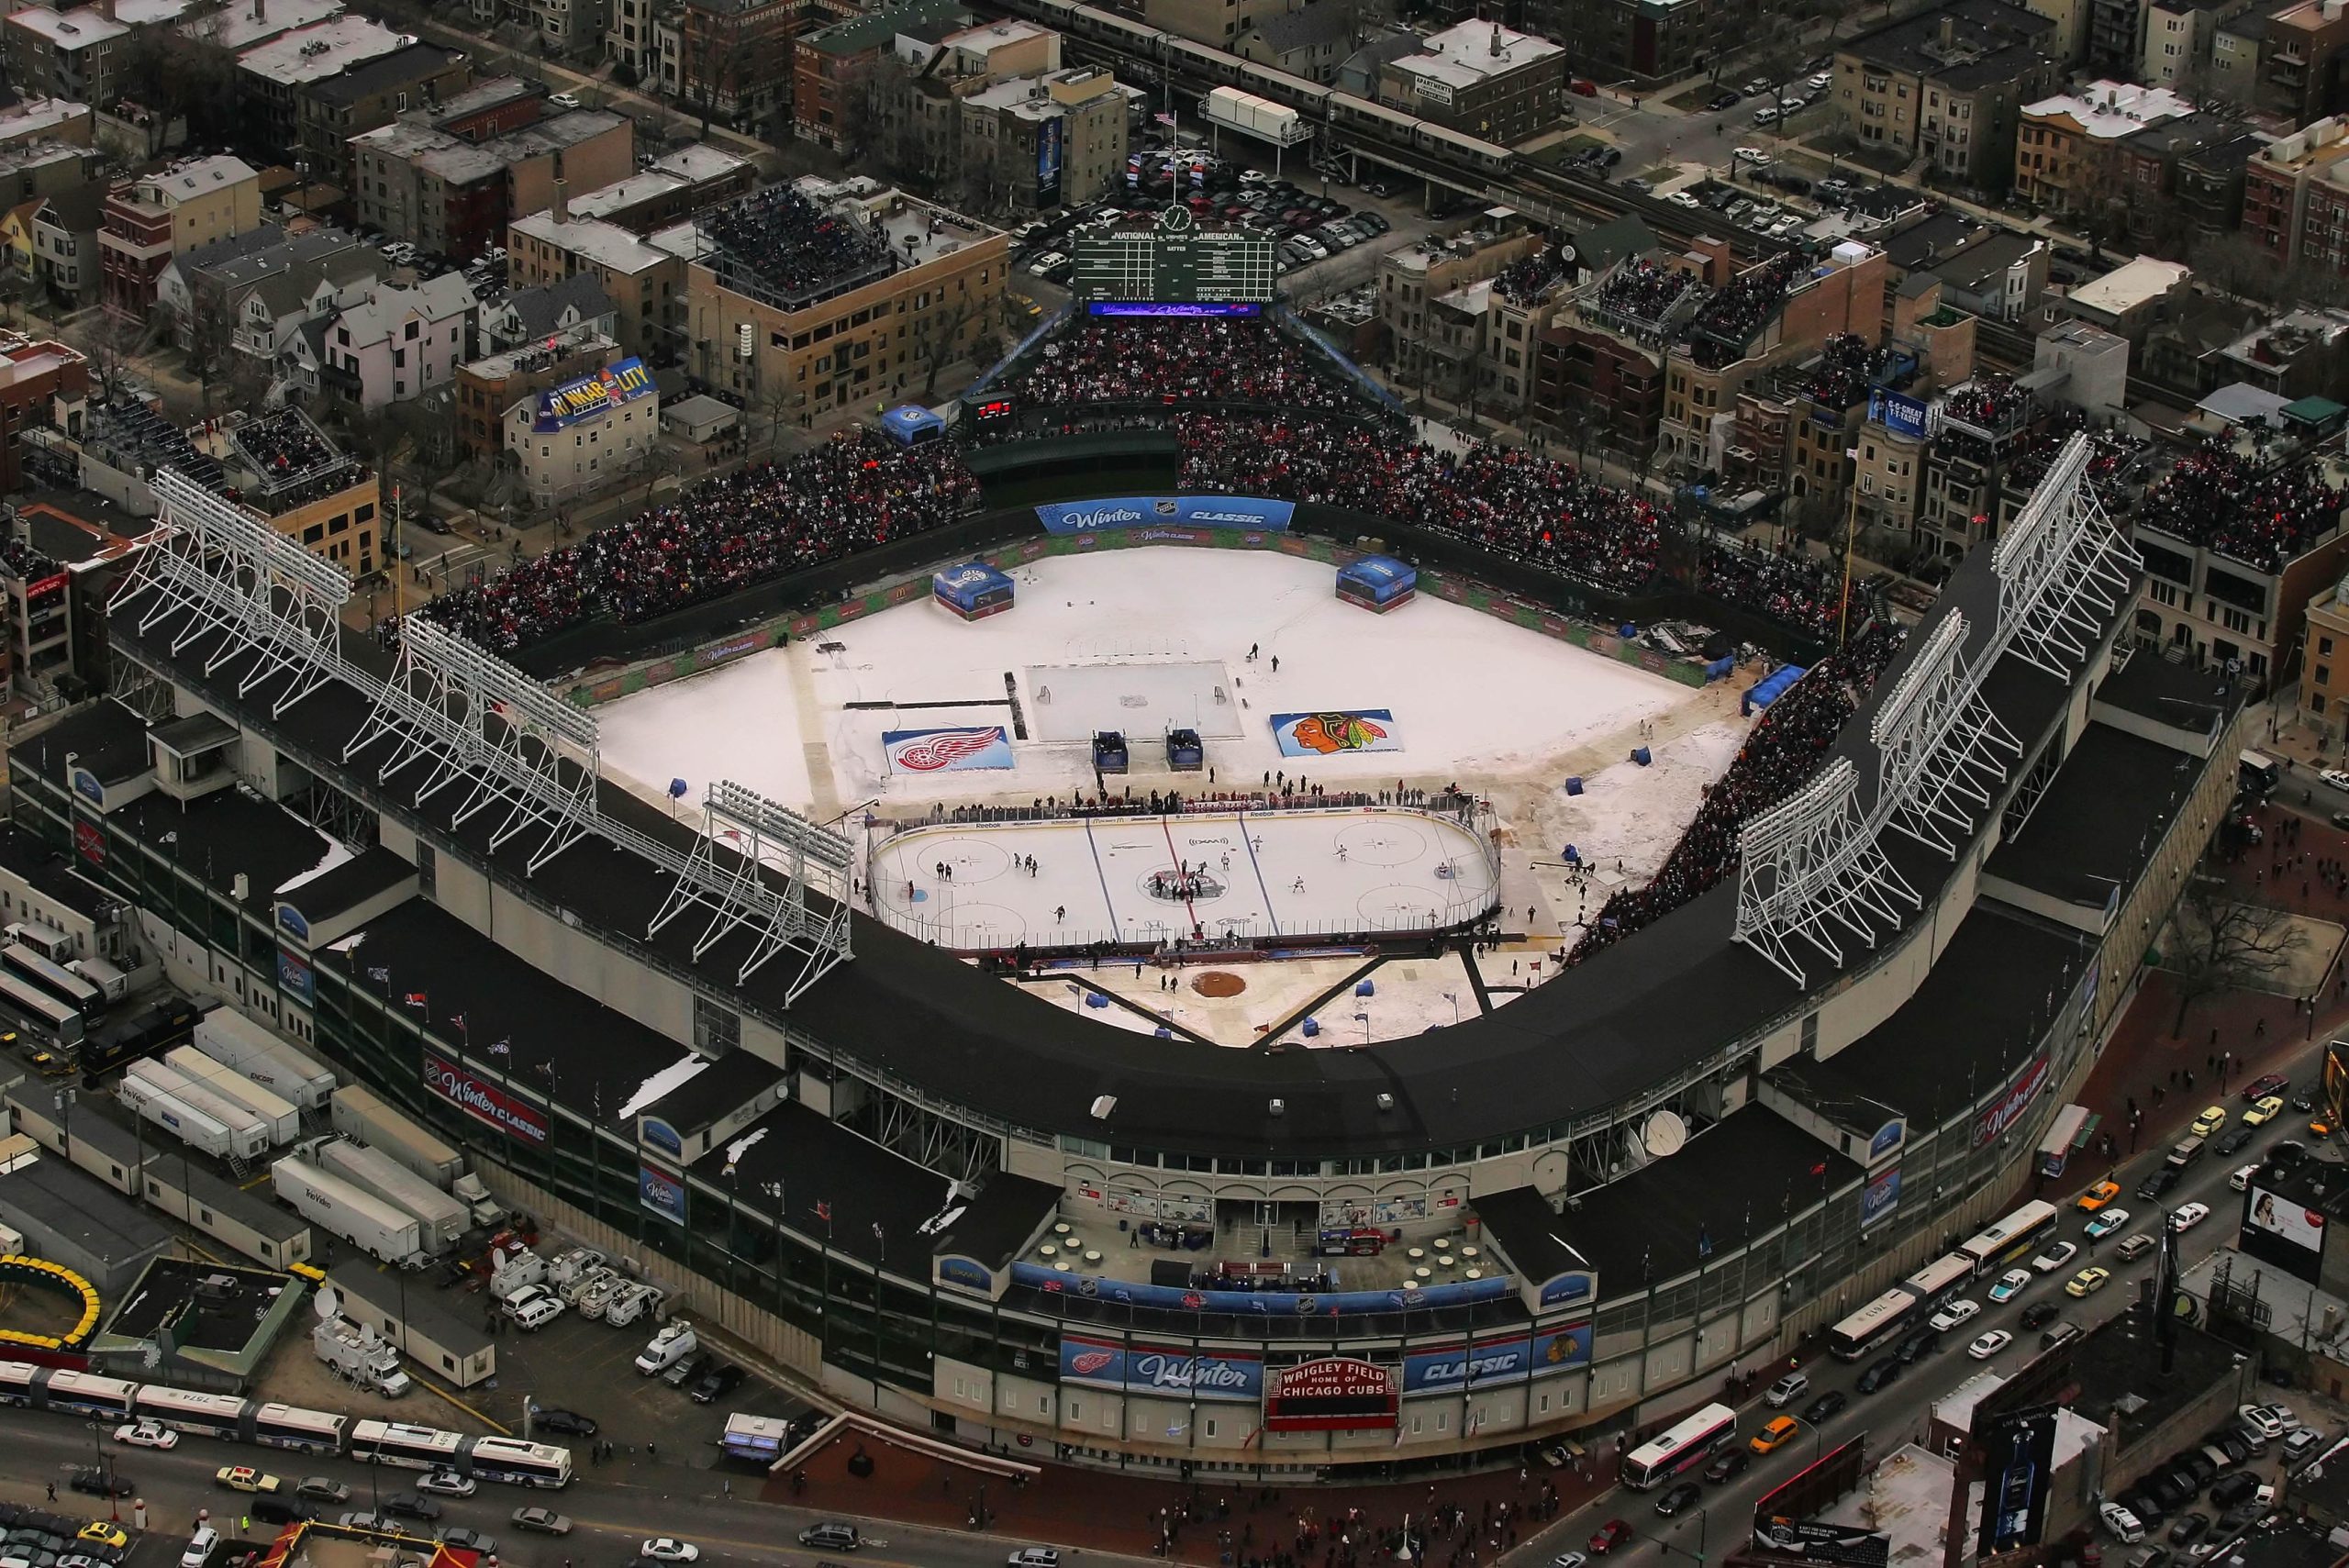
(551, 503, 1825, 711)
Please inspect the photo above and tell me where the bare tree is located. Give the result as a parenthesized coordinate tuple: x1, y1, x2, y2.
(83, 316, 139, 405)
(2166, 874, 2309, 1034)
(118, 28, 239, 146)
(914, 294, 976, 400)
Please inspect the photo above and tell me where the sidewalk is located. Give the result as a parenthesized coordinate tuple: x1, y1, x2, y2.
(763, 1429, 1601, 1566)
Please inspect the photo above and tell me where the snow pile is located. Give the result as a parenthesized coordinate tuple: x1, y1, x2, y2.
(617, 1055, 709, 1119)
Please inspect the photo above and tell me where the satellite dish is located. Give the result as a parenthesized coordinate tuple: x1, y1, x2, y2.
(313, 1286, 341, 1320)
(1642, 1111, 1688, 1158)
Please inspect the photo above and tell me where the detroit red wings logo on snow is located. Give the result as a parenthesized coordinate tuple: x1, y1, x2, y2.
(891, 728, 1005, 771)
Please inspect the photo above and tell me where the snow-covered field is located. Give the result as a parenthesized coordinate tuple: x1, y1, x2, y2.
(596, 547, 1693, 819)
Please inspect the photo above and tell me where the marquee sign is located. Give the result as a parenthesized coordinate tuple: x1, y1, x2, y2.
(422, 1049, 549, 1144)
(1264, 1357, 1397, 1433)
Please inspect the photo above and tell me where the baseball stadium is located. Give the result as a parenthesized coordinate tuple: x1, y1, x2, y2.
(3, 223, 2243, 1479)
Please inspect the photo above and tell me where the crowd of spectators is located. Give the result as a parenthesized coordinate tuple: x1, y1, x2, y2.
(701, 184, 891, 304)
(1567, 619, 1907, 965)
(1593, 257, 1696, 324)
(234, 408, 345, 488)
(1799, 333, 1873, 412)
(1491, 248, 1572, 308)
(420, 431, 982, 652)
(1703, 539, 1843, 639)
(2134, 434, 2347, 572)
(0, 535, 60, 584)
(1940, 373, 2030, 438)
(996, 318, 1360, 413)
(1179, 413, 1663, 593)
(1682, 250, 1809, 369)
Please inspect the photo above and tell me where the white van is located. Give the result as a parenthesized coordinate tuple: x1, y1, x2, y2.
(635, 1320, 698, 1374)
(606, 1283, 667, 1329)
(2232, 1163, 2260, 1192)
(1765, 1372, 1809, 1408)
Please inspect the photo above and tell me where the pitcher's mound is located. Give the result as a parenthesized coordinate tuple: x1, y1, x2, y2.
(1192, 971, 1247, 998)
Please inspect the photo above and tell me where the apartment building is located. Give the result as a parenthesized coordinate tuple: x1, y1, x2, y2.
(506, 207, 690, 361)
(2015, 80, 2193, 214)
(960, 67, 1127, 214)
(311, 272, 477, 413)
(792, 0, 965, 150)
(1379, 219, 1545, 395)
(2263, 0, 2349, 127)
(296, 41, 473, 190)
(0, 335, 86, 498)
(233, 15, 409, 151)
(455, 322, 617, 460)
(683, 180, 1004, 422)
(3, 4, 136, 113)
(216, 407, 381, 576)
(1834, 0, 2061, 186)
(681, 0, 841, 136)
(563, 144, 753, 233)
(1377, 19, 1564, 145)
(351, 107, 633, 262)
(1659, 241, 1888, 477)
(1234, 2, 1353, 83)
(506, 352, 658, 502)
(1523, 0, 1731, 85)
(97, 153, 262, 317)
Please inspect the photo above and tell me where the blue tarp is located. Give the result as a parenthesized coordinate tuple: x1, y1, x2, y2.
(1741, 664, 1810, 717)
(1337, 555, 1418, 602)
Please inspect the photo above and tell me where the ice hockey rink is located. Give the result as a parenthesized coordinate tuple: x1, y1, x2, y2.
(868, 805, 1500, 951)
(595, 546, 1697, 821)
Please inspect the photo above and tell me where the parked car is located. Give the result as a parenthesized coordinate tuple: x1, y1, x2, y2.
(111, 1423, 176, 1451)
(379, 1494, 441, 1523)
(689, 1363, 746, 1405)
(2240, 1405, 2287, 1440)
(1707, 91, 1741, 110)
(214, 1470, 281, 1496)
(529, 1408, 598, 1439)
(2243, 1073, 2291, 1103)
(1856, 1357, 1901, 1395)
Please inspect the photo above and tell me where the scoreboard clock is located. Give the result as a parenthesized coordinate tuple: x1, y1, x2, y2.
(1073, 206, 1277, 307)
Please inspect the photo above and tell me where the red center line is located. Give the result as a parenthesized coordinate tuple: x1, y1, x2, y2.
(1158, 814, 1200, 935)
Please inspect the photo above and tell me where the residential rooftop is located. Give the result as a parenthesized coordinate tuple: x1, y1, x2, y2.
(5, 6, 128, 48)
(1841, 0, 2057, 82)
(181, 0, 341, 51)
(509, 210, 680, 275)
(2024, 80, 2194, 139)
(1389, 18, 1563, 90)
(235, 17, 408, 87)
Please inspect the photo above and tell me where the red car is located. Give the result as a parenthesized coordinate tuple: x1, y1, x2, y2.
(1590, 1519, 1633, 1553)
(2244, 1073, 2290, 1103)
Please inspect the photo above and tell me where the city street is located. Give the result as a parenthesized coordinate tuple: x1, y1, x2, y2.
(1508, 1029, 2331, 1568)
(0, 1415, 1140, 1568)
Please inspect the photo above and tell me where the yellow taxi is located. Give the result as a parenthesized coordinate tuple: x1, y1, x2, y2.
(1752, 1416, 1800, 1453)
(2075, 1180, 2121, 1212)
(2243, 1095, 2285, 1127)
(2065, 1266, 2111, 1298)
(77, 1524, 128, 1550)
(2191, 1105, 2228, 1138)
(214, 1466, 282, 1495)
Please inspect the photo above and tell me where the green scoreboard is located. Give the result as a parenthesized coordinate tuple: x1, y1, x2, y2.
(1073, 206, 1278, 306)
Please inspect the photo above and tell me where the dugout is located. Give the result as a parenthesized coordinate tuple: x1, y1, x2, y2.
(931, 562, 1016, 621)
(1335, 555, 1417, 613)
(881, 405, 948, 448)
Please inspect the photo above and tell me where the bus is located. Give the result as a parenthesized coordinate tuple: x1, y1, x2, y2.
(467, 1437, 573, 1489)
(130, 1385, 250, 1438)
(0, 970, 82, 1045)
(1959, 1201, 2061, 1272)
(1828, 1287, 1919, 1362)
(2, 942, 105, 1016)
(41, 1369, 134, 1419)
(2037, 1105, 2090, 1179)
(1622, 1403, 1738, 1489)
(350, 1420, 466, 1471)
(1902, 1252, 1976, 1307)
(252, 1404, 349, 1455)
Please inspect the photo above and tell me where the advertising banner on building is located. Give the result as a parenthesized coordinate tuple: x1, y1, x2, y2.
(1397, 1328, 1593, 1394)
(532, 356, 653, 432)
(421, 1050, 549, 1144)
(1860, 1165, 1900, 1229)
(1058, 1335, 1264, 1402)
(1752, 1519, 1892, 1567)
(1036, 114, 1064, 209)
(2242, 1181, 2328, 1284)
(1868, 389, 1929, 440)
(1974, 1053, 2050, 1146)
(1263, 1358, 1398, 1432)
(1976, 1407, 2059, 1554)
(1033, 495, 1295, 534)
(639, 1162, 686, 1223)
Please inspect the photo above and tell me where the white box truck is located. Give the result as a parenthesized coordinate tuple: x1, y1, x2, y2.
(163, 1046, 300, 1146)
(120, 1059, 271, 1161)
(312, 1317, 411, 1397)
(66, 955, 128, 1004)
(271, 1156, 423, 1264)
(195, 1007, 336, 1112)
(330, 1085, 463, 1188)
(308, 1137, 466, 1253)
